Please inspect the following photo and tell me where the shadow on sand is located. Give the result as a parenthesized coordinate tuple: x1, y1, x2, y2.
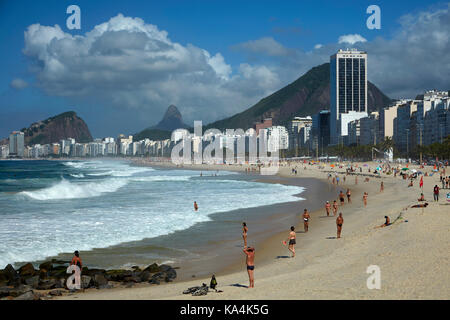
(230, 283, 248, 288)
(326, 236, 337, 239)
(276, 255, 291, 259)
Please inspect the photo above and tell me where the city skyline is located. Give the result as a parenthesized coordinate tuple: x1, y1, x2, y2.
(0, 1, 449, 139)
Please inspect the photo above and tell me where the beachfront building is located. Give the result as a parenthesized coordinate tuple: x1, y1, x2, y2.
(254, 118, 273, 135)
(0, 145, 9, 158)
(267, 126, 289, 153)
(311, 110, 331, 155)
(359, 112, 379, 146)
(393, 101, 418, 154)
(330, 49, 368, 145)
(288, 116, 312, 152)
(9, 131, 25, 157)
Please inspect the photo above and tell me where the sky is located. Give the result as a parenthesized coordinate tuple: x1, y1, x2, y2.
(0, 0, 449, 138)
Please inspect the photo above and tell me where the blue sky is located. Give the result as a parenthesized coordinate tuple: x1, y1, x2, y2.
(0, 0, 448, 138)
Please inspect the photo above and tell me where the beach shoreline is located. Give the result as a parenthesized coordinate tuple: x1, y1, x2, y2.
(52, 159, 450, 300)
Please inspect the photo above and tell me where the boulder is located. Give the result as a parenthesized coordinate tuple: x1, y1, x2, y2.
(25, 275, 40, 288)
(165, 268, 177, 280)
(159, 264, 172, 272)
(18, 263, 37, 277)
(81, 276, 92, 289)
(0, 286, 12, 298)
(123, 276, 141, 283)
(49, 289, 65, 296)
(9, 284, 33, 297)
(4, 264, 17, 281)
(48, 266, 69, 279)
(105, 270, 132, 282)
(14, 290, 40, 300)
(37, 279, 59, 290)
(39, 261, 53, 271)
(143, 263, 160, 273)
(140, 271, 151, 282)
(93, 274, 108, 287)
(98, 284, 113, 289)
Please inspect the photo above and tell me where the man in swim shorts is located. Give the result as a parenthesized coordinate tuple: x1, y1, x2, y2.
(285, 226, 296, 257)
(339, 191, 345, 205)
(336, 213, 344, 239)
(302, 209, 310, 232)
(243, 247, 255, 288)
(332, 200, 338, 216)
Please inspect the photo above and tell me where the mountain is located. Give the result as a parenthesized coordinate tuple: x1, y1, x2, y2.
(153, 105, 188, 131)
(205, 63, 392, 131)
(2, 111, 93, 146)
(134, 105, 188, 141)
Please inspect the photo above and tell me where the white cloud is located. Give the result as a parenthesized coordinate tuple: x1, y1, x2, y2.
(314, 44, 323, 49)
(10, 78, 29, 89)
(22, 14, 281, 125)
(338, 34, 368, 45)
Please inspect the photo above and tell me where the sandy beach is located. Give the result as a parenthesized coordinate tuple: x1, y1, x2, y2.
(57, 160, 450, 300)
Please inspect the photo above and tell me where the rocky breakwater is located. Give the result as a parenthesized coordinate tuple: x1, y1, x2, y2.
(0, 260, 177, 300)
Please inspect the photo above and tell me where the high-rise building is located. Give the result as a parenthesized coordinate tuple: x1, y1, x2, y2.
(330, 49, 368, 144)
(9, 131, 25, 157)
(311, 110, 331, 153)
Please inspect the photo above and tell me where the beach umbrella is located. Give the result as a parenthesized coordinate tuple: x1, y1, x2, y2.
(376, 167, 382, 171)
(401, 168, 409, 171)
(363, 164, 368, 167)
(411, 169, 417, 173)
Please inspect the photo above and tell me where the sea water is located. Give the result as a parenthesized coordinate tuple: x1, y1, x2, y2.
(0, 160, 304, 267)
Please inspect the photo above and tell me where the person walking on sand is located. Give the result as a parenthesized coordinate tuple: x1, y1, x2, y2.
(302, 209, 310, 232)
(242, 222, 248, 247)
(283, 226, 296, 257)
(336, 213, 344, 239)
(243, 247, 255, 288)
(325, 201, 331, 216)
(363, 192, 368, 206)
(380, 181, 384, 192)
(339, 190, 345, 206)
(332, 200, 338, 216)
(194, 201, 199, 211)
(346, 189, 352, 203)
(433, 185, 440, 201)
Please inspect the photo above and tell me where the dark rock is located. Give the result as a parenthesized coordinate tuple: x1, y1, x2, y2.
(131, 266, 141, 272)
(37, 279, 59, 290)
(149, 279, 160, 285)
(39, 269, 48, 280)
(9, 284, 33, 297)
(18, 263, 37, 277)
(0, 286, 12, 298)
(93, 274, 108, 287)
(39, 261, 53, 271)
(4, 264, 17, 281)
(25, 275, 40, 288)
(105, 270, 132, 282)
(159, 264, 172, 272)
(143, 263, 160, 273)
(140, 271, 151, 282)
(98, 284, 113, 289)
(14, 291, 40, 300)
(165, 268, 177, 280)
(81, 276, 92, 289)
(123, 276, 141, 283)
(84, 268, 106, 277)
(48, 265, 69, 279)
(151, 272, 165, 282)
(125, 282, 134, 288)
(49, 289, 65, 296)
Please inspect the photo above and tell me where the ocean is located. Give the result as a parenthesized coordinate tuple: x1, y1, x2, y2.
(0, 160, 305, 269)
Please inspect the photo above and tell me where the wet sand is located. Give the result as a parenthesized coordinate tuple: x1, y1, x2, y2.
(57, 161, 450, 300)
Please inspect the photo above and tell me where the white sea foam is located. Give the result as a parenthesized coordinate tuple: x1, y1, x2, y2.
(1, 160, 305, 267)
(20, 178, 128, 200)
(70, 173, 85, 178)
